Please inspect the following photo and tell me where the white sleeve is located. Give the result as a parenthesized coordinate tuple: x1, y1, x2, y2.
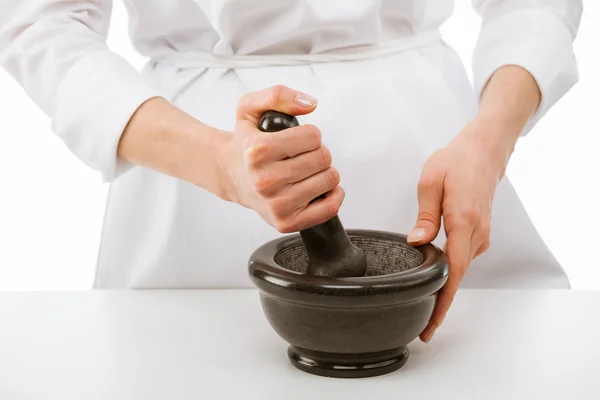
(471, 0, 583, 134)
(0, 1, 162, 181)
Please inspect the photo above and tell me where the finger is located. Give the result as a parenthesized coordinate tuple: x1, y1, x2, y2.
(274, 145, 332, 183)
(237, 85, 318, 126)
(284, 167, 340, 211)
(419, 225, 472, 343)
(257, 125, 323, 162)
(471, 215, 491, 260)
(473, 238, 490, 259)
(249, 146, 332, 198)
(274, 186, 345, 233)
(408, 173, 444, 246)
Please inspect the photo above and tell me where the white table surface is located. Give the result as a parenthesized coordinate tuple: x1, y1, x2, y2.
(0, 289, 599, 400)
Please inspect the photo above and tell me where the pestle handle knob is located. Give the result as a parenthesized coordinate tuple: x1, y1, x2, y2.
(257, 111, 367, 278)
(259, 110, 300, 132)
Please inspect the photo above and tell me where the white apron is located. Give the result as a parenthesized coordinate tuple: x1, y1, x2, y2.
(91, 3, 570, 289)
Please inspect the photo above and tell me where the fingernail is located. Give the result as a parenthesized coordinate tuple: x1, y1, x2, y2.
(295, 93, 318, 107)
(408, 228, 426, 243)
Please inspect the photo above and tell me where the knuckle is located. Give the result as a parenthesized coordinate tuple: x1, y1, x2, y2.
(268, 85, 286, 106)
(324, 167, 340, 188)
(244, 140, 270, 165)
(450, 207, 480, 226)
(274, 218, 295, 234)
(481, 240, 491, 252)
(237, 93, 253, 112)
(267, 197, 289, 218)
(251, 170, 276, 194)
(318, 146, 332, 168)
(450, 254, 469, 272)
(417, 211, 439, 225)
(417, 175, 439, 191)
(338, 186, 346, 202)
(465, 208, 481, 224)
(324, 197, 341, 221)
(303, 124, 322, 146)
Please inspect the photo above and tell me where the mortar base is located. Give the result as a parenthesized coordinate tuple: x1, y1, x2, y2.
(287, 345, 409, 378)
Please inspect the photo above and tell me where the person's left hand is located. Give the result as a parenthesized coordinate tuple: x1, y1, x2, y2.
(406, 115, 513, 343)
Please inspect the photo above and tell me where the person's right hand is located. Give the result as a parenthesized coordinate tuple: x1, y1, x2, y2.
(221, 85, 344, 233)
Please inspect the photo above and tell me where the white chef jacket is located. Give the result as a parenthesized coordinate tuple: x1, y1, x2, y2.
(0, 1, 582, 289)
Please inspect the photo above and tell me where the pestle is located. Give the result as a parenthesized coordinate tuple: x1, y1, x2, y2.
(258, 110, 367, 277)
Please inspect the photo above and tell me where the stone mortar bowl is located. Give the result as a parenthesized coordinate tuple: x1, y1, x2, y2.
(248, 229, 448, 379)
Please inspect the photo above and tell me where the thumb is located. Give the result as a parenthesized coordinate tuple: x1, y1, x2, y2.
(407, 175, 443, 245)
(236, 85, 318, 127)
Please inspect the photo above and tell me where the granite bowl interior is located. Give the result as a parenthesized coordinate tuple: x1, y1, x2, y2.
(273, 234, 425, 276)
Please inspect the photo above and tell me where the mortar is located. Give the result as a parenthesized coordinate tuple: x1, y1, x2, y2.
(248, 229, 448, 378)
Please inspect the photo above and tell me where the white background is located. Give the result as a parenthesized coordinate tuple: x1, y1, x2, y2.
(0, 2, 598, 290)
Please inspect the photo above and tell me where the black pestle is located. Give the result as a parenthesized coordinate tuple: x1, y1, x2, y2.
(258, 110, 368, 278)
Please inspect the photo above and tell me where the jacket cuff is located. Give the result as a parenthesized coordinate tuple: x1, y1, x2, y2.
(51, 50, 161, 181)
(472, 8, 579, 135)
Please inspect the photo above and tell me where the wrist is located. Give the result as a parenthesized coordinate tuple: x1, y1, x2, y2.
(475, 103, 525, 151)
(457, 116, 516, 178)
(185, 125, 234, 201)
(473, 112, 520, 154)
(213, 134, 237, 203)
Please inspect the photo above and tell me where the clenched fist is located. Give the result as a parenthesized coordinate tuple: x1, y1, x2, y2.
(221, 85, 345, 233)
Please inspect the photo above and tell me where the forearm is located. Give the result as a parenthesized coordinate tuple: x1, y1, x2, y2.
(479, 65, 541, 143)
(117, 97, 233, 200)
(467, 65, 541, 173)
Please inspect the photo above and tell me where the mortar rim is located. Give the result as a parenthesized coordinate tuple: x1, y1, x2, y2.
(248, 229, 448, 303)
